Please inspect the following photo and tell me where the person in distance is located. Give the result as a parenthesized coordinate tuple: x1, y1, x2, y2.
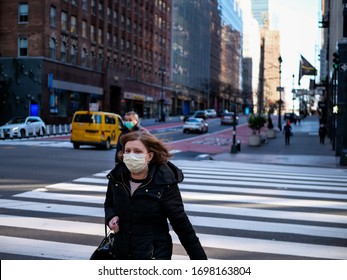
(114, 111, 148, 164)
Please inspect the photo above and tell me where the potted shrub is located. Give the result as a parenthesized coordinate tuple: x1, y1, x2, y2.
(266, 115, 276, 139)
(247, 114, 266, 146)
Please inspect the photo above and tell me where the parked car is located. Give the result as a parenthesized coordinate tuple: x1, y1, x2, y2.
(218, 109, 229, 117)
(221, 112, 239, 125)
(206, 109, 217, 118)
(0, 116, 46, 138)
(183, 110, 208, 122)
(283, 112, 299, 124)
(183, 118, 208, 134)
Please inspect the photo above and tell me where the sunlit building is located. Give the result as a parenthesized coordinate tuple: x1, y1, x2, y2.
(0, 0, 172, 124)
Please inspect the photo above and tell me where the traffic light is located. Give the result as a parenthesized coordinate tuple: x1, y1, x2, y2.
(333, 52, 340, 69)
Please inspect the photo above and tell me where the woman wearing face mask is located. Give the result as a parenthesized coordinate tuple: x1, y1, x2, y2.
(114, 111, 148, 165)
(104, 131, 207, 260)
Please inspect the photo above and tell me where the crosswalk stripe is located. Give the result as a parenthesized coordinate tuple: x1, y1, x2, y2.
(0, 236, 95, 260)
(15, 187, 347, 210)
(1, 159, 347, 260)
(171, 232, 347, 260)
(14, 188, 104, 204)
(0, 214, 104, 236)
(0, 199, 103, 217)
(0, 235, 187, 260)
(180, 183, 347, 200)
(182, 191, 347, 210)
(2, 197, 347, 225)
(46, 183, 107, 192)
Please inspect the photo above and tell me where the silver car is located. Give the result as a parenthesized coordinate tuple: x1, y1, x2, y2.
(0, 116, 46, 138)
(183, 118, 208, 134)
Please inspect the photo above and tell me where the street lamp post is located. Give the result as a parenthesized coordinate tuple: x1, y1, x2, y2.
(292, 74, 295, 114)
(278, 56, 283, 131)
(158, 66, 166, 122)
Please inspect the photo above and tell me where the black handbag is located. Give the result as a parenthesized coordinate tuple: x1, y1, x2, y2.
(90, 225, 116, 260)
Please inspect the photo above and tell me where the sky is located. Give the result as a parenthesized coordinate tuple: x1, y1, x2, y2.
(271, 0, 321, 104)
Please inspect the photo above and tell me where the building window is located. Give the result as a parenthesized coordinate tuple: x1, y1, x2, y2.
(18, 38, 28, 56)
(99, 0, 103, 18)
(50, 6, 57, 27)
(82, 20, 87, 38)
(98, 28, 103, 45)
(18, 3, 29, 23)
(121, 14, 125, 29)
(91, 0, 96, 15)
(70, 16, 77, 34)
(91, 51, 96, 69)
(61, 42, 67, 62)
(61, 12, 68, 31)
(71, 0, 77, 6)
(107, 32, 111, 47)
(114, 11, 118, 25)
(49, 38, 56, 59)
(71, 45, 77, 65)
(91, 25, 96, 42)
(107, 7, 112, 22)
(113, 35, 117, 48)
(98, 53, 103, 71)
(81, 48, 87, 67)
(82, 0, 88, 11)
(127, 17, 131, 32)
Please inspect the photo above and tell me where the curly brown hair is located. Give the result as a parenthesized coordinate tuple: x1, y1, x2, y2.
(117, 131, 173, 164)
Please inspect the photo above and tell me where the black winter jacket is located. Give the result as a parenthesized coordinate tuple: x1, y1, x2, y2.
(104, 161, 207, 260)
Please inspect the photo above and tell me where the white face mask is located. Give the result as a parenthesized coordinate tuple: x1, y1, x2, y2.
(123, 153, 147, 173)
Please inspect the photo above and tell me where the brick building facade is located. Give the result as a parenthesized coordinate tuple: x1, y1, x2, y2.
(0, 0, 172, 124)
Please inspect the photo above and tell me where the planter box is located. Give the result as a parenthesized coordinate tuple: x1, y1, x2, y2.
(266, 129, 276, 139)
(248, 134, 261, 146)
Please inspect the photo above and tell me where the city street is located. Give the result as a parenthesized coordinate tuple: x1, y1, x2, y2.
(1, 116, 347, 259)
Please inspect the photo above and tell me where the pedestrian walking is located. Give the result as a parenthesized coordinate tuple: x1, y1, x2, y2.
(319, 124, 327, 144)
(105, 131, 207, 260)
(114, 111, 148, 164)
(283, 121, 292, 145)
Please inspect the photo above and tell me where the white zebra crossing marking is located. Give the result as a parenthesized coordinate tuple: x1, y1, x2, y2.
(1, 160, 347, 260)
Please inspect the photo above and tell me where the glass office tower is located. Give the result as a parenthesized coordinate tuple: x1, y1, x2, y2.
(172, 0, 211, 114)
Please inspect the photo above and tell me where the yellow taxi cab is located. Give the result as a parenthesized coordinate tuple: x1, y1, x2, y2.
(71, 111, 123, 149)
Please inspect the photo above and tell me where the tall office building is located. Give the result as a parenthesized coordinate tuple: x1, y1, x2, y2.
(250, 0, 269, 28)
(209, 0, 243, 114)
(250, 0, 281, 113)
(171, 0, 211, 115)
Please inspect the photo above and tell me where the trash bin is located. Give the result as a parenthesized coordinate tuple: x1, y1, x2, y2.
(340, 149, 347, 166)
(237, 140, 241, 152)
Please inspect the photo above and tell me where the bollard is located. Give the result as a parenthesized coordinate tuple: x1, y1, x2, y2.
(46, 125, 50, 136)
(0, 129, 4, 139)
(52, 125, 56, 135)
(58, 124, 62, 134)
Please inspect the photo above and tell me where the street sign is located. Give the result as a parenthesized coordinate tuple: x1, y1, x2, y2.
(276, 86, 284, 91)
(340, 63, 347, 72)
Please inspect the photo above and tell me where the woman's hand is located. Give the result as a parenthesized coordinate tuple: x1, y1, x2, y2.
(108, 216, 119, 232)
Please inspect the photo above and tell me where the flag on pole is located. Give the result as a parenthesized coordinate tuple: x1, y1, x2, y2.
(298, 55, 317, 85)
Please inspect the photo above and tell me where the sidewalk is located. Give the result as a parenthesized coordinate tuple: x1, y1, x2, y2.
(213, 116, 343, 169)
(140, 115, 343, 169)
